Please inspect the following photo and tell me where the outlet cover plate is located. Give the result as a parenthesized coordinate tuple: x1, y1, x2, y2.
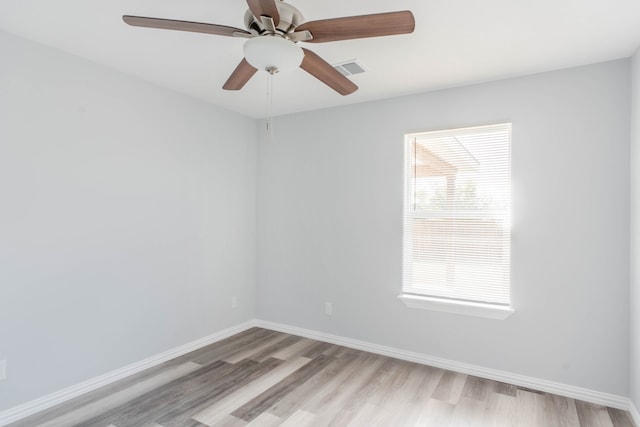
(325, 302, 333, 316)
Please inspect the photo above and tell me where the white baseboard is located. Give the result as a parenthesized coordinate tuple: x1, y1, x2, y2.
(1, 319, 634, 426)
(0, 321, 254, 427)
(630, 400, 640, 427)
(253, 319, 631, 412)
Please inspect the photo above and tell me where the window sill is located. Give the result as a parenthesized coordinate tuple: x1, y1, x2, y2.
(397, 294, 514, 320)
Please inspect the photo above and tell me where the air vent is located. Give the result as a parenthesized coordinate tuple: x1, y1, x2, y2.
(332, 60, 366, 76)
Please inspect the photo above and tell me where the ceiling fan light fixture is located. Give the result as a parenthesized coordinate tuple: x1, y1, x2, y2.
(124, 2, 415, 94)
(243, 36, 303, 73)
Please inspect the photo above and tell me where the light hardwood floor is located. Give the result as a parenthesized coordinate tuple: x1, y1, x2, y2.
(9, 328, 635, 427)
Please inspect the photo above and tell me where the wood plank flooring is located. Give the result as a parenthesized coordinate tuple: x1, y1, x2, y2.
(9, 328, 635, 427)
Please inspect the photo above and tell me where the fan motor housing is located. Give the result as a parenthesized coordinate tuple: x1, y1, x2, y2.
(244, 1, 305, 35)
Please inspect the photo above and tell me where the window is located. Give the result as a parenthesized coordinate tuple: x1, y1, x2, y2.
(399, 123, 513, 319)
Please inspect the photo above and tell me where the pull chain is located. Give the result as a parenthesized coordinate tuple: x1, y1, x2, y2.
(266, 71, 274, 142)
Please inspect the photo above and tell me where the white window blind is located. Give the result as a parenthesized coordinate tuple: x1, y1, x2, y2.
(403, 123, 512, 306)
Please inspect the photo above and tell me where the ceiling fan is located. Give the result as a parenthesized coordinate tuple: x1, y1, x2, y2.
(123, 0, 415, 96)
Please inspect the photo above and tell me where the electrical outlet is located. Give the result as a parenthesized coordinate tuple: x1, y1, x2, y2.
(0, 360, 6, 381)
(231, 296, 238, 309)
(324, 302, 333, 316)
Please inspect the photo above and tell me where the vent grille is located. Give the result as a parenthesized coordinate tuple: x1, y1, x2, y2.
(333, 60, 366, 76)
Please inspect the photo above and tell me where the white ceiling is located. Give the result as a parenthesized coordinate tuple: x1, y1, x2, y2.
(1, 0, 639, 118)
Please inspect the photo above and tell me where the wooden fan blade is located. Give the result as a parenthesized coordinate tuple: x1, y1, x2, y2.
(123, 16, 252, 38)
(246, 0, 280, 26)
(300, 48, 358, 96)
(223, 59, 258, 90)
(297, 11, 415, 43)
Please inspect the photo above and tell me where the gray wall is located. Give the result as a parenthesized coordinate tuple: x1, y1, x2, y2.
(631, 48, 640, 414)
(257, 60, 631, 396)
(0, 31, 258, 411)
(0, 27, 634, 413)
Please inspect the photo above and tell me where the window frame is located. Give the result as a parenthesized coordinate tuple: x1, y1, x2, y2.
(399, 124, 514, 320)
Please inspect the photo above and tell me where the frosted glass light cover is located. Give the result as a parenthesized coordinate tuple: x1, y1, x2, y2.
(243, 36, 304, 72)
